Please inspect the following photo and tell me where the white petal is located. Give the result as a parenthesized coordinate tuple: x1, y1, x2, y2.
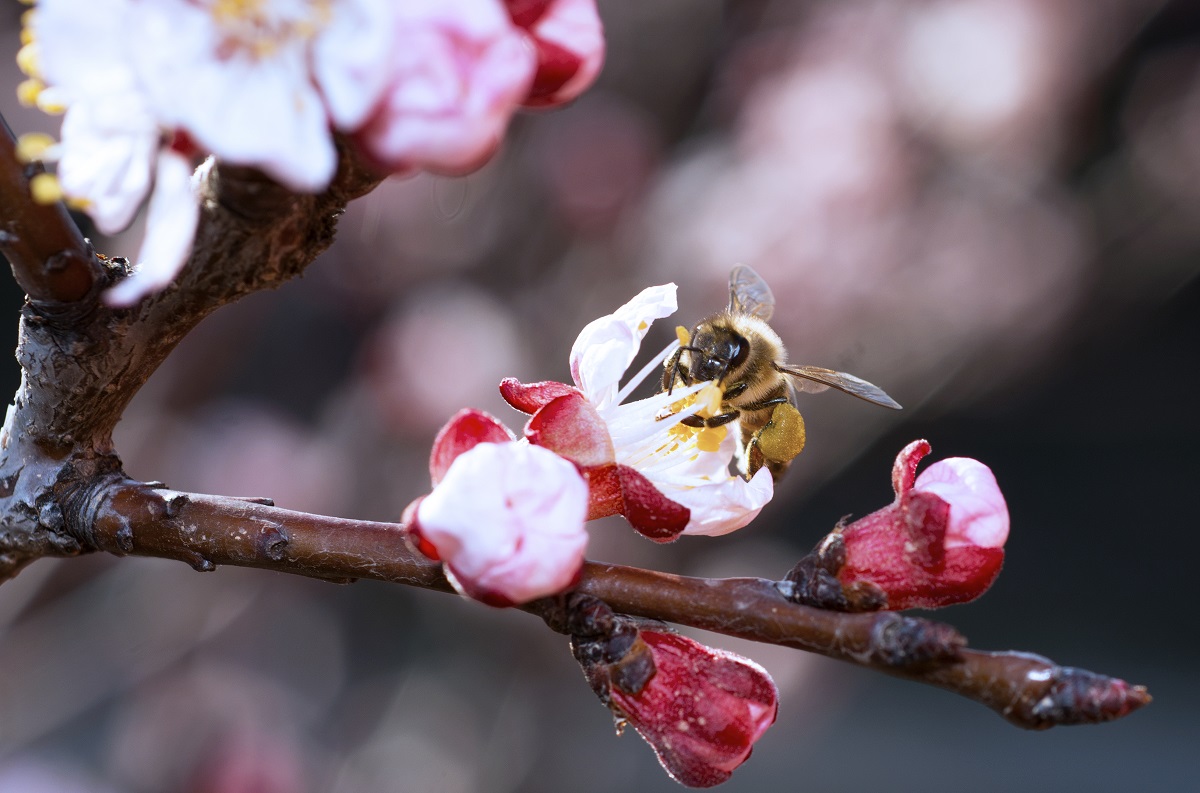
(56, 96, 159, 234)
(569, 284, 678, 409)
(129, 1, 336, 192)
(312, 0, 394, 130)
(104, 149, 200, 307)
(34, 0, 139, 100)
(673, 467, 774, 537)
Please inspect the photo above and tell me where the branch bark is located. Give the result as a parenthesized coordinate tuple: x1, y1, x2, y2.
(75, 478, 1148, 730)
(0, 136, 382, 580)
(0, 117, 100, 303)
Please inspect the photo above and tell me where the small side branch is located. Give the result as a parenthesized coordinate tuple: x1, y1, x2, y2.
(77, 478, 1149, 731)
(0, 116, 100, 302)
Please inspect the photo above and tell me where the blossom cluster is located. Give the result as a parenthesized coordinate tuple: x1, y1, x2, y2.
(15, 0, 604, 304)
(405, 283, 773, 606)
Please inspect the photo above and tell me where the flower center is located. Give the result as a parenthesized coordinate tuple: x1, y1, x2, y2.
(664, 383, 728, 453)
(208, 0, 331, 60)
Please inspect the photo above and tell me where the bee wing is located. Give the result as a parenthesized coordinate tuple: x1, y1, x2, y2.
(777, 364, 902, 409)
(728, 265, 775, 321)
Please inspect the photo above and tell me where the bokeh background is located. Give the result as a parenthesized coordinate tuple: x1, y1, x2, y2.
(1, 0, 1198, 791)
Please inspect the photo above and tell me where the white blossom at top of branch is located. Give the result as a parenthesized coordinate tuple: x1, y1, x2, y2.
(17, 0, 606, 303)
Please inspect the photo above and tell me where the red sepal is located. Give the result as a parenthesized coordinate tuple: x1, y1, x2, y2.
(525, 392, 614, 467)
(429, 409, 514, 486)
(499, 377, 582, 414)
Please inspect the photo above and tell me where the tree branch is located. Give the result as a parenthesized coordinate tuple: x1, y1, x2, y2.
(0, 136, 382, 581)
(72, 477, 1149, 731)
(0, 116, 100, 303)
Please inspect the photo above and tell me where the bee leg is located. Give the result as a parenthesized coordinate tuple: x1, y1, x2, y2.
(703, 410, 740, 428)
(741, 396, 788, 412)
(723, 381, 749, 400)
(661, 352, 692, 395)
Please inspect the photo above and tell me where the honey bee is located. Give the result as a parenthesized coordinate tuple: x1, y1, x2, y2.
(663, 265, 901, 481)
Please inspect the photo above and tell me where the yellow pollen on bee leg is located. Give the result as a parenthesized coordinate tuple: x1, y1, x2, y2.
(15, 132, 55, 163)
(29, 173, 64, 205)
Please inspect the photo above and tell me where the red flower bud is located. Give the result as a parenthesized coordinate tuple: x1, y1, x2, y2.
(600, 631, 778, 788)
(835, 440, 1009, 610)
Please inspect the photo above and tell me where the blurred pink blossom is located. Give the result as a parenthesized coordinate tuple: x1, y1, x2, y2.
(357, 0, 537, 175)
(505, 0, 606, 108)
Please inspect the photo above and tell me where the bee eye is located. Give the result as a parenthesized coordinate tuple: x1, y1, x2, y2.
(728, 333, 749, 369)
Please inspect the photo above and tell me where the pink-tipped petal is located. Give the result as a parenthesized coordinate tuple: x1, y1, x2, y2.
(837, 442, 1009, 610)
(506, 0, 605, 108)
(357, 0, 536, 175)
(915, 457, 1009, 549)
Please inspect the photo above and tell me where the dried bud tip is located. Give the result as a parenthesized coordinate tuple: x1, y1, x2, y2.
(1024, 667, 1152, 728)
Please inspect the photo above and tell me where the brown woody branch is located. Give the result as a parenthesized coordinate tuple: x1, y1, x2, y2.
(75, 478, 1149, 730)
(0, 117, 100, 302)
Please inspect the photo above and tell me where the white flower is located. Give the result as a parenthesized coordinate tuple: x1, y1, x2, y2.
(570, 285, 774, 536)
(505, 285, 773, 538)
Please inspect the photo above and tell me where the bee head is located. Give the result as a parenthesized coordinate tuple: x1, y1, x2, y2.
(685, 322, 750, 385)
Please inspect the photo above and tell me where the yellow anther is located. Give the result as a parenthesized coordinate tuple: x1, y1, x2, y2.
(675, 325, 691, 345)
(16, 42, 39, 78)
(20, 27, 34, 47)
(15, 132, 55, 163)
(29, 172, 64, 205)
(696, 383, 724, 417)
(65, 196, 92, 211)
(16, 78, 43, 107)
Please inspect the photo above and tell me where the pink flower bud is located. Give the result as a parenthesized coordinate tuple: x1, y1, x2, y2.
(835, 440, 1009, 610)
(410, 435, 589, 607)
(604, 631, 778, 788)
(504, 0, 605, 108)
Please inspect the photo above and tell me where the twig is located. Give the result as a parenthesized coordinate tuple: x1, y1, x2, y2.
(0, 116, 100, 302)
(72, 478, 1149, 730)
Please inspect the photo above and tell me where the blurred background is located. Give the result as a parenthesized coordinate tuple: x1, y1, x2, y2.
(1, 0, 1198, 790)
